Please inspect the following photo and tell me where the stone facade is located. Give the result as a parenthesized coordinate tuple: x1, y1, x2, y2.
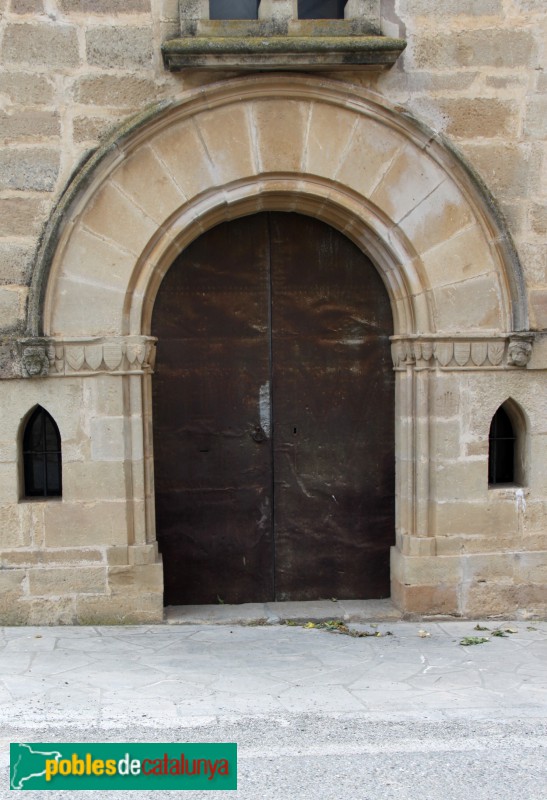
(0, 0, 546, 623)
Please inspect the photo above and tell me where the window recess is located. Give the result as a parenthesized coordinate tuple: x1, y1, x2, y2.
(22, 406, 62, 499)
(163, 0, 406, 71)
(209, 0, 259, 19)
(298, 0, 347, 19)
(488, 400, 526, 488)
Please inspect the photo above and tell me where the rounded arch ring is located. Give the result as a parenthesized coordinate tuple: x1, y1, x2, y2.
(130, 176, 429, 337)
(34, 73, 525, 338)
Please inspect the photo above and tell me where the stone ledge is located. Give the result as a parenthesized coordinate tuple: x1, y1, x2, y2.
(162, 35, 406, 70)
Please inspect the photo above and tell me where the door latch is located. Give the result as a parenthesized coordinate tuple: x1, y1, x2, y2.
(251, 425, 267, 443)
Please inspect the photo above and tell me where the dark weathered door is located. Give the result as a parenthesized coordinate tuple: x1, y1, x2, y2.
(152, 212, 394, 605)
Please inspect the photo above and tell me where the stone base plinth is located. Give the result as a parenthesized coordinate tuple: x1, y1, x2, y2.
(391, 546, 547, 619)
(0, 553, 164, 625)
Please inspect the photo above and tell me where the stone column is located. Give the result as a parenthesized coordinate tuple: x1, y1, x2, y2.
(345, 0, 380, 21)
(414, 365, 430, 539)
(395, 359, 415, 540)
(179, 0, 210, 20)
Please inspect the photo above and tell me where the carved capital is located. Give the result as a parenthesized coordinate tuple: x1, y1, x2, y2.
(16, 337, 157, 378)
(19, 339, 51, 378)
(391, 334, 535, 371)
(507, 333, 534, 368)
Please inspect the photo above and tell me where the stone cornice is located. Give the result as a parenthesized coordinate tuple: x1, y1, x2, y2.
(162, 34, 406, 71)
(391, 334, 534, 371)
(164, 5, 404, 72)
(14, 337, 157, 379)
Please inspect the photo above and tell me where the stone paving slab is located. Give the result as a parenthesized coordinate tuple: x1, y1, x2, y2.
(0, 619, 545, 728)
(0, 619, 545, 799)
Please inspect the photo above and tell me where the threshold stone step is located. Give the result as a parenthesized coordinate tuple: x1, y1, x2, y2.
(165, 598, 402, 625)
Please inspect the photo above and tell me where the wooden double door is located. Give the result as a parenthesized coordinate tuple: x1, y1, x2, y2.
(152, 212, 394, 605)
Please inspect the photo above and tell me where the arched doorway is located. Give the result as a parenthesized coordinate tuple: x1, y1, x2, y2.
(28, 74, 528, 622)
(152, 211, 394, 605)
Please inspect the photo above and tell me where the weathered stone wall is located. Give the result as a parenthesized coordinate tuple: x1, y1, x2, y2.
(392, 363, 547, 617)
(0, 370, 162, 625)
(0, 0, 545, 623)
(0, 0, 545, 335)
(375, 0, 547, 330)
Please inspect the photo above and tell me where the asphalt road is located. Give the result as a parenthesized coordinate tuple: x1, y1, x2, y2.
(2, 717, 546, 799)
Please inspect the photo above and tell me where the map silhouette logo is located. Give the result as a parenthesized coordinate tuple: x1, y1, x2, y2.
(10, 743, 62, 790)
(9, 741, 237, 790)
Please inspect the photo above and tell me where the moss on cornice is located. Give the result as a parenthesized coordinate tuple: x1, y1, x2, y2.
(162, 35, 406, 70)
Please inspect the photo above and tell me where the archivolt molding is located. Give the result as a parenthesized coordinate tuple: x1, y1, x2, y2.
(129, 175, 425, 338)
(32, 73, 526, 341)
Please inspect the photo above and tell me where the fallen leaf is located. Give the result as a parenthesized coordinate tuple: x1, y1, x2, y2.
(527, 626, 538, 631)
(504, 627, 518, 634)
(474, 624, 490, 631)
(418, 630, 431, 638)
(324, 620, 345, 630)
(293, 619, 394, 639)
(460, 636, 489, 646)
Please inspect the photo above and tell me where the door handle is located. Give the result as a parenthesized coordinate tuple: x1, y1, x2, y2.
(251, 425, 267, 443)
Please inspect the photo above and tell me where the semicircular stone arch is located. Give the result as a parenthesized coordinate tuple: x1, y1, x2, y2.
(37, 73, 525, 340)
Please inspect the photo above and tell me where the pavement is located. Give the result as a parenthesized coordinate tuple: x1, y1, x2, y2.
(0, 604, 546, 799)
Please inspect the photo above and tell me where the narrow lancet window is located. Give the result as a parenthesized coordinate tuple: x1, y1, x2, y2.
(209, 0, 259, 19)
(298, 0, 347, 18)
(488, 405, 516, 485)
(23, 407, 62, 498)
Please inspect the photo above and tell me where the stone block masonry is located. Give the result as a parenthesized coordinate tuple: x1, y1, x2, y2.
(3, 23, 80, 67)
(0, 0, 164, 333)
(0, 1, 545, 624)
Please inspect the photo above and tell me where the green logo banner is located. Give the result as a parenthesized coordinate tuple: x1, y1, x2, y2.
(10, 743, 237, 791)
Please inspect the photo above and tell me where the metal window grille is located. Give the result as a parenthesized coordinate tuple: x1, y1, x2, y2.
(23, 407, 62, 498)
